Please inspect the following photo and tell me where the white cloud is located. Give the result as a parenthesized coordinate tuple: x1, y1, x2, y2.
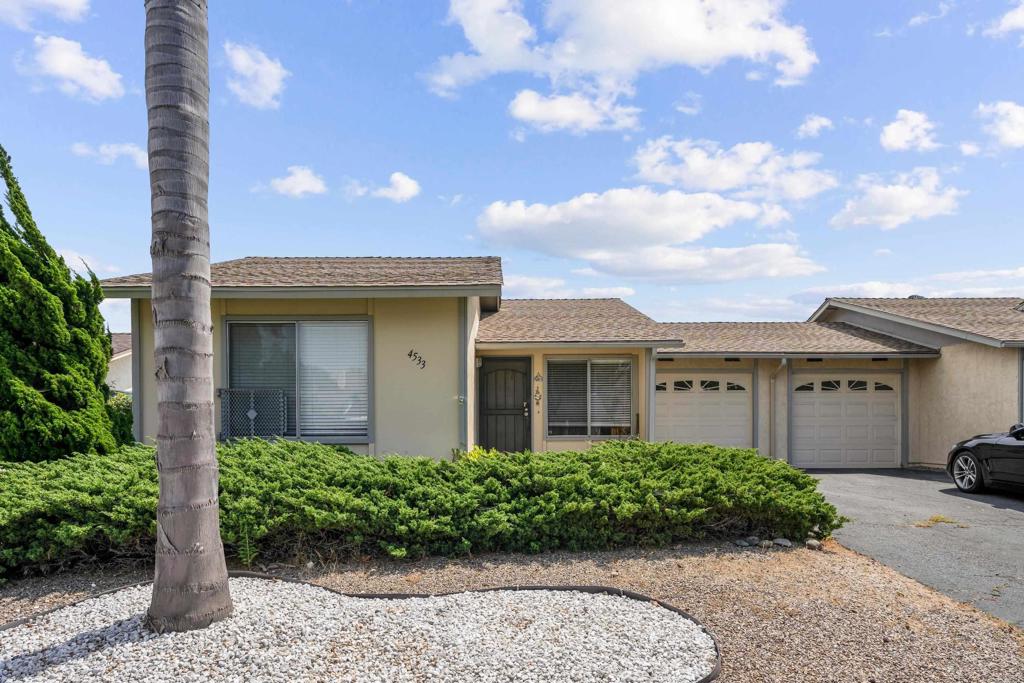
(796, 114, 833, 138)
(269, 165, 327, 198)
(478, 185, 822, 283)
(879, 109, 940, 151)
(830, 167, 966, 230)
(99, 299, 130, 332)
(797, 266, 1024, 302)
(653, 295, 811, 322)
(502, 275, 636, 299)
(582, 286, 635, 297)
(633, 137, 838, 201)
(479, 186, 762, 255)
(70, 142, 147, 169)
(429, 0, 816, 135)
(959, 141, 980, 156)
(28, 35, 123, 101)
(224, 41, 290, 109)
(978, 100, 1024, 149)
(508, 89, 639, 132)
(675, 91, 702, 116)
(984, 1, 1024, 40)
(908, 1, 954, 27)
(430, 0, 817, 95)
(583, 243, 823, 282)
(874, 248, 893, 257)
(58, 248, 119, 274)
(371, 172, 421, 203)
(0, 0, 87, 30)
(502, 275, 575, 298)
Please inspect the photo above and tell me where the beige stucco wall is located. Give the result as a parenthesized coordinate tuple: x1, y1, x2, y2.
(106, 352, 133, 392)
(133, 296, 465, 459)
(909, 343, 1020, 467)
(476, 346, 650, 452)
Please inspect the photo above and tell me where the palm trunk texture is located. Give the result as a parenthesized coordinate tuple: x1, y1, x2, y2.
(144, 0, 232, 632)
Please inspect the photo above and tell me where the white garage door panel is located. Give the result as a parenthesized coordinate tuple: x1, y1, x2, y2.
(791, 374, 900, 468)
(655, 373, 753, 448)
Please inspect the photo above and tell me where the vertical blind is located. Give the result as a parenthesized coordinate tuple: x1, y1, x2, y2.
(298, 321, 369, 438)
(547, 360, 588, 435)
(547, 359, 632, 437)
(228, 320, 369, 440)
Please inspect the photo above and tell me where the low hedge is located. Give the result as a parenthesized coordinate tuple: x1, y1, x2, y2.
(0, 439, 841, 579)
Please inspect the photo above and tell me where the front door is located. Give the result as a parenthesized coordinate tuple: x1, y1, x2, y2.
(478, 357, 531, 452)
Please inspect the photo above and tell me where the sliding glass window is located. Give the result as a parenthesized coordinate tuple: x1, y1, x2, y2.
(226, 320, 369, 441)
(546, 358, 633, 438)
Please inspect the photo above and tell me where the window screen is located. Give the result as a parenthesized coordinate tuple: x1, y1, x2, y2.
(589, 360, 632, 436)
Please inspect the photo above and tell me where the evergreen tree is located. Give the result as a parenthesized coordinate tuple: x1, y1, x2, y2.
(0, 145, 116, 461)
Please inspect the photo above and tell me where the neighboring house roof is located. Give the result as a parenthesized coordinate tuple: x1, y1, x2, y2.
(101, 256, 503, 294)
(656, 322, 937, 356)
(813, 297, 1024, 346)
(110, 332, 132, 356)
(477, 299, 684, 346)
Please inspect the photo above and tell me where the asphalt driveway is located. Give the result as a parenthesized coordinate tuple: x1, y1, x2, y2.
(812, 469, 1024, 627)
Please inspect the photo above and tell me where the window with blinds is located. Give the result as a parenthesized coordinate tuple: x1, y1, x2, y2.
(547, 358, 633, 438)
(227, 320, 370, 441)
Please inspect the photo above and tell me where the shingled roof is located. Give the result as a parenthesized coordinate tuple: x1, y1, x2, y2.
(656, 322, 937, 356)
(101, 256, 503, 292)
(821, 297, 1024, 345)
(478, 299, 683, 345)
(110, 333, 132, 356)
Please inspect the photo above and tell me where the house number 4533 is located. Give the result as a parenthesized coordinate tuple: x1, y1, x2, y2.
(407, 349, 427, 370)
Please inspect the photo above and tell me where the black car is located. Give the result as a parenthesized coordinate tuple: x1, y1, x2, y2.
(947, 423, 1024, 493)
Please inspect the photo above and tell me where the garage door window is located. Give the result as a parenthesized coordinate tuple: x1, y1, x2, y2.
(795, 381, 814, 392)
(848, 380, 868, 391)
(726, 381, 747, 392)
(547, 359, 633, 438)
(673, 379, 693, 392)
(655, 381, 667, 392)
(875, 381, 894, 391)
(821, 379, 841, 391)
(700, 380, 720, 391)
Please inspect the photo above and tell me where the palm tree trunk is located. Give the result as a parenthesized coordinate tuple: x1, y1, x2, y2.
(144, 0, 232, 632)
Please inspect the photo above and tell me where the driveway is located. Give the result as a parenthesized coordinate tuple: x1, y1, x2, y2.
(812, 469, 1024, 627)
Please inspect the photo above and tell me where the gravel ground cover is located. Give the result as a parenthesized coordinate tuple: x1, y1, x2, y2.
(3, 542, 1023, 682)
(0, 577, 717, 683)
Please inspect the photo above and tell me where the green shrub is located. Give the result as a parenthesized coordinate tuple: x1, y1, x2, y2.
(106, 393, 133, 446)
(0, 145, 116, 461)
(0, 439, 841, 579)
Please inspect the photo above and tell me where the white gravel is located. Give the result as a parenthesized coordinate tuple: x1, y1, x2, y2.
(0, 577, 717, 682)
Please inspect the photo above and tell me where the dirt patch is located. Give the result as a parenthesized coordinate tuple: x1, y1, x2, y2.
(3, 543, 1022, 682)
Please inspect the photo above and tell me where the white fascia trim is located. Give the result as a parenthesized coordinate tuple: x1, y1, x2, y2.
(810, 299, 1009, 348)
(110, 350, 132, 361)
(102, 284, 502, 300)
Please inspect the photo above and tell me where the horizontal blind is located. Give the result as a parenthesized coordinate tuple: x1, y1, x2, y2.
(547, 360, 587, 435)
(589, 360, 632, 433)
(228, 323, 296, 435)
(299, 321, 369, 438)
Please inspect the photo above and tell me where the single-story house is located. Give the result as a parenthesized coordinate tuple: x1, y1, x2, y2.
(106, 332, 133, 393)
(101, 256, 1024, 468)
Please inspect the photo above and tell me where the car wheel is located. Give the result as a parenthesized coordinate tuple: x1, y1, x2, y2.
(951, 451, 984, 493)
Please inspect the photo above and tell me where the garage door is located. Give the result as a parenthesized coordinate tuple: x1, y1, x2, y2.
(655, 373, 753, 447)
(791, 375, 900, 468)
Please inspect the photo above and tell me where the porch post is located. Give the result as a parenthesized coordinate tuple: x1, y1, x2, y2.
(645, 347, 656, 441)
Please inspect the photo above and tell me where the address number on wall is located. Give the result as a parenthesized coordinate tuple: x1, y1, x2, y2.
(407, 349, 427, 370)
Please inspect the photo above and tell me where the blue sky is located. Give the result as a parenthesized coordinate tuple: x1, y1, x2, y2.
(2, 0, 1023, 332)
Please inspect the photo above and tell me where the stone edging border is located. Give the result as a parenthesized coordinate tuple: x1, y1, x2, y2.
(2, 570, 722, 682)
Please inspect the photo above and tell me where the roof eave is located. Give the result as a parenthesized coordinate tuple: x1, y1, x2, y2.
(813, 299, 1010, 348)
(476, 339, 684, 349)
(102, 284, 503, 299)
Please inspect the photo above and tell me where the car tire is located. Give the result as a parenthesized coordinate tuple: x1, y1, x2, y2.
(951, 451, 984, 493)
